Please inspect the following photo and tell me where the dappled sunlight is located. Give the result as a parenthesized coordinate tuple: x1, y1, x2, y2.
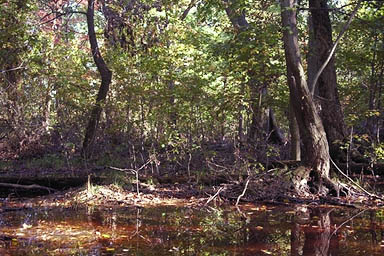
(1, 0, 384, 255)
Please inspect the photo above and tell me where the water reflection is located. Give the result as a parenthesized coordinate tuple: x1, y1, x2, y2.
(1, 202, 384, 255)
(291, 207, 337, 256)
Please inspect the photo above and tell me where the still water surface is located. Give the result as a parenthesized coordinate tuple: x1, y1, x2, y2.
(1, 202, 384, 255)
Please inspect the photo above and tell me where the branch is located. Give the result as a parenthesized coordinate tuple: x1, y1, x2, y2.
(109, 159, 152, 174)
(205, 187, 224, 206)
(299, 1, 360, 12)
(310, 0, 362, 96)
(180, 0, 197, 21)
(236, 178, 250, 206)
(0, 65, 25, 73)
(109, 159, 152, 198)
(39, 10, 87, 26)
(66, 11, 87, 15)
(330, 158, 381, 198)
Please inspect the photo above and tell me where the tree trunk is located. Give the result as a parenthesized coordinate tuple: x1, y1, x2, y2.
(280, 0, 330, 193)
(82, 0, 113, 158)
(289, 100, 301, 160)
(167, 79, 177, 128)
(248, 80, 263, 141)
(267, 108, 286, 144)
(308, 0, 347, 154)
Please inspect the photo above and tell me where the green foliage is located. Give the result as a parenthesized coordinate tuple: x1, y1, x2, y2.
(0, 0, 382, 184)
(337, 1, 384, 127)
(376, 209, 384, 220)
(373, 143, 384, 162)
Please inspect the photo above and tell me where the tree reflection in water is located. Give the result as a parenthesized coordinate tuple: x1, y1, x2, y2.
(291, 206, 339, 256)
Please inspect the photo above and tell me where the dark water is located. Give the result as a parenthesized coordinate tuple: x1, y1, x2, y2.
(1, 202, 384, 255)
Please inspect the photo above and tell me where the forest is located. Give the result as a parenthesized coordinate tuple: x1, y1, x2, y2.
(1, 0, 384, 205)
(2, 0, 384, 254)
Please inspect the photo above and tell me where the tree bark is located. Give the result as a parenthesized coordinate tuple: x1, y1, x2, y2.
(248, 78, 264, 141)
(308, 0, 347, 154)
(268, 108, 286, 144)
(280, 0, 330, 193)
(289, 100, 301, 160)
(82, 0, 113, 158)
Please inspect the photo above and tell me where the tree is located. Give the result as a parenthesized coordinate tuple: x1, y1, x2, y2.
(308, 0, 347, 155)
(280, 0, 332, 194)
(337, 0, 384, 142)
(0, 0, 51, 155)
(223, 0, 286, 145)
(0, 1, 27, 139)
(82, 0, 112, 158)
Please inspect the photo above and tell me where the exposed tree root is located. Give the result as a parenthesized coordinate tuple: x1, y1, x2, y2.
(215, 165, 384, 208)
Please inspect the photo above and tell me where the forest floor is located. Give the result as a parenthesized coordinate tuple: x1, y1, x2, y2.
(1, 167, 384, 211)
(1, 142, 384, 209)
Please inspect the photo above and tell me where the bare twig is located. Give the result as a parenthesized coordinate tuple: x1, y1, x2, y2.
(206, 160, 228, 171)
(187, 153, 192, 177)
(347, 126, 354, 175)
(235, 204, 248, 219)
(109, 159, 152, 198)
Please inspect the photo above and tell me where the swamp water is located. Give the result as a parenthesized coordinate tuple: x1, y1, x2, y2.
(1, 201, 384, 255)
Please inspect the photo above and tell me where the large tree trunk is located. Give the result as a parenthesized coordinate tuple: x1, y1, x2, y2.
(280, 0, 331, 194)
(308, 0, 347, 154)
(82, 0, 112, 158)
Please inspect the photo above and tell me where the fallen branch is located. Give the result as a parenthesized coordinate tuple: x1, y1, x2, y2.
(0, 182, 57, 193)
(205, 187, 224, 206)
(330, 158, 382, 199)
(236, 178, 250, 206)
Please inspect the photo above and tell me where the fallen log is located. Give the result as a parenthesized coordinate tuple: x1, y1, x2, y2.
(0, 182, 58, 193)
